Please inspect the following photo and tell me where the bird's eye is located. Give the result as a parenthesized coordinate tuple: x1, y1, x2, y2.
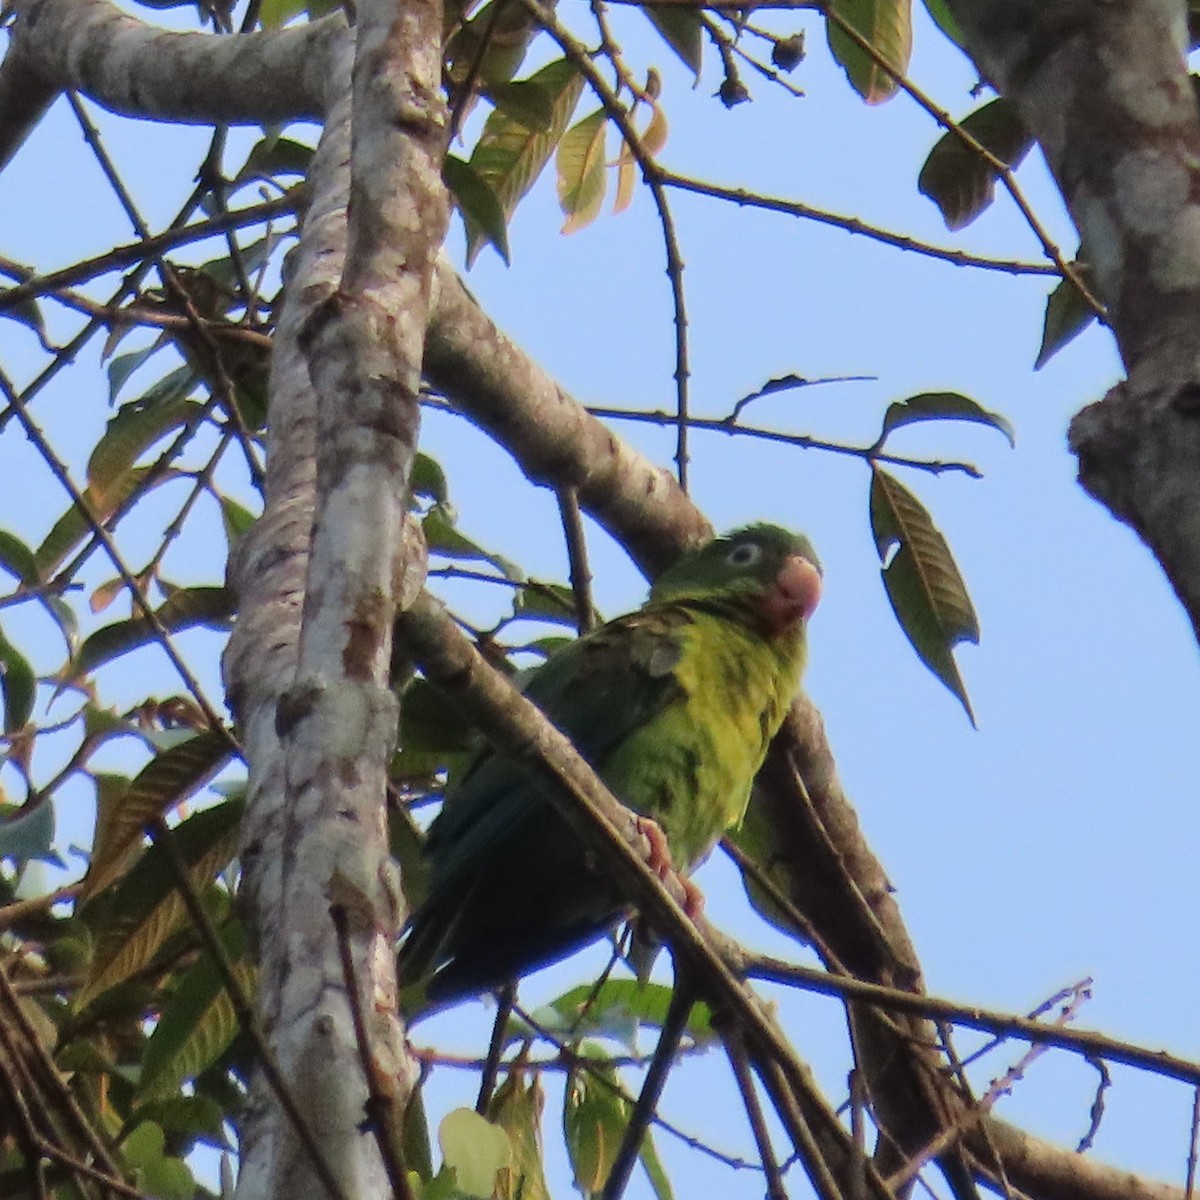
(727, 542, 763, 567)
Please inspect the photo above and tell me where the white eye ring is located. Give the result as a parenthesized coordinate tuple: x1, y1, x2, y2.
(727, 541, 763, 567)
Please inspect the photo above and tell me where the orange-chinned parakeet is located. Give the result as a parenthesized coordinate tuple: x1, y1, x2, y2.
(398, 524, 821, 1005)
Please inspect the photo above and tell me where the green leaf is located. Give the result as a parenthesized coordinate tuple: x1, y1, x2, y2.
(258, 0, 305, 27)
(132, 1095, 228, 1151)
(826, 0, 912, 105)
(563, 1051, 629, 1196)
(410, 452, 450, 506)
(138, 921, 253, 1101)
(78, 799, 244, 1010)
(218, 494, 258, 546)
(487, 1070, 550, 1200)
(878, 391, 1015, 448)
(439, 1108, 511, 1198)
(512, 581, 587, 627)
(423, 508, 521, 578)
(557, 108, 608, 235)
(485, 80, 556, 133)
(121, 1122, 196, 1200)
(920, 0, 964, 46)
(0, 625, 35, 732)
(918, 98, 1032, 230)
(235, 135, 314, 182)
(444, 155, 511, 266)
(0, 529, 38, 585)
(643, 8, 704, 76)
(464, 59, 585, 265)
(67, 586, 234, 682)
(869, 467, 978, 723)
(638, 1128, 674, 1200)
(35, 467, 170, 577)
(541, 981, 715, 1050)
(107, 344, 166, 405)
(1035, 265, 1098, 369)
(0, 800, 57, 866)
(86, 731, 233, 901)
(89, 395, 206, 493)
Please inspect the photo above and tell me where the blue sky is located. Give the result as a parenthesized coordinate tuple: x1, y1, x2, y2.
(1, 2, 1197, 1195)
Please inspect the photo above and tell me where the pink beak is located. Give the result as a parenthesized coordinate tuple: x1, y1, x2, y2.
(761, 554, 822, 634)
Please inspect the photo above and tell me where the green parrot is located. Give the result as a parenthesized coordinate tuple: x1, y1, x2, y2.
(398, 524, 822, 1005)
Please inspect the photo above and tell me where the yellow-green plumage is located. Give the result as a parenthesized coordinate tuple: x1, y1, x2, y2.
(399, 524, 820, 1005)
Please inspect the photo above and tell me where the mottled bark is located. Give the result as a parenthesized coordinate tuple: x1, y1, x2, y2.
(949, 0, 1200, 642)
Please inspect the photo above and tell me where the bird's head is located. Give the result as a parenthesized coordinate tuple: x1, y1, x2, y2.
(650, 524, 822, 637)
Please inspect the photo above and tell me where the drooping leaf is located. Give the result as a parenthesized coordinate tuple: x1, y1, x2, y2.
(85, 731, 233, 901)
(918, 98, 1033, 230)
(0, 623, 35, 732)
(869, 467, 978, 723)
(557, 108, 608, 235)
(0, 529, 38, 585)
(137, 921, 253, 1101)
(637, 1128, 674, 1200)
(107, 343, 167, 404)
(878, 391, 1015, 448)
(35, 467, 171, 577)
(487, 1069, 550, 1200)
(88, 395, 206, 493)
(1036, 265, 1099, 369)
(444, 155, 511, 266)
(439, 1108, 511, 1198)
(464, 58, 585, 264)
(642, 8, 703, 77)
(613, 102, 669, 217)
(563, 1049, 629, 1196)
(78, 799, 244, 1010)
(826, 0, 912, 105)
(67, 587, 234, 682)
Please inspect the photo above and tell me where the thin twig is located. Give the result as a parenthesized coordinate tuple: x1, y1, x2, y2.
(728, 1036, 788, 1200)
(526, 0, 693, 488)
(588, 404, 983, 477)
(556, 487, 595, 634)
(331, 904, 415, 1200)
(477, 984, 515, 1114)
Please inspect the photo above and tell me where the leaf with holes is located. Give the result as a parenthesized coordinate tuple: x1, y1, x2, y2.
(465, 59, 584, 265)
(78, 799, 243, 1010)
(138, 920, 253, 1101)
(66, 587, 234, 682)
(869, 468, 978, 723)
(878, 391, 1014, 448)
(1035, 264, 1099, 369)
(826, 0, 912, 104)
(85, 730, 233, 900)
(918, 98, 1032, 230)
(557, 108, 608, 235)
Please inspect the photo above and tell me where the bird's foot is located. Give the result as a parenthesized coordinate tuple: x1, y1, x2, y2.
(677, 873, 705, 921)
(636, 815, 674, 878)
(634, 816, 705, 921)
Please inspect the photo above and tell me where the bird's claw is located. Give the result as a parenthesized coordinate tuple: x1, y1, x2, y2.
(635, 816, 705, 920)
